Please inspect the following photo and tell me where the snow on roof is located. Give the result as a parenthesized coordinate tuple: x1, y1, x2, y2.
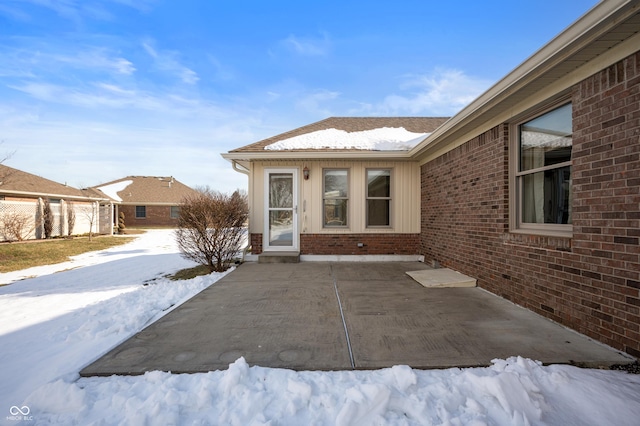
(96, 180, 133, 202)
(264, 127, 429, 151)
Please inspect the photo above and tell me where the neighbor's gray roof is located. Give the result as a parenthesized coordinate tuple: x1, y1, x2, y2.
(92, 176, 198, 205)
(0, 164, 104, 200)
(230, 117, 449, 153)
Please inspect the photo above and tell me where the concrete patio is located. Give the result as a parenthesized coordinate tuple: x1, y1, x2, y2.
(81, 262, 633, 376)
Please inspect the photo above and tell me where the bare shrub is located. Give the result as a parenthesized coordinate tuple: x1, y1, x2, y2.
(1, 211, 35, 241)
(175, 188, 248, 272)
(43, 199, 53, 239)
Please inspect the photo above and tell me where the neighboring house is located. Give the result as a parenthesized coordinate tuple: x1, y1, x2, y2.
(0, 164, 111, 241)
(224, 0, 640, 359)
(92, 176, 199, 228)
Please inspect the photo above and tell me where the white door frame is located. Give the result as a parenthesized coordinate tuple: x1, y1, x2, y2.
(263, 168, 299, 251)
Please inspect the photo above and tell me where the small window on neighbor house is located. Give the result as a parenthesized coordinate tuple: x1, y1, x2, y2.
(323, 169, 349, 227)
(366, 169, 391, 227)
(170, 206, 180, 219)
(516, 102, 572, 231)
(135, 206, 146, 219)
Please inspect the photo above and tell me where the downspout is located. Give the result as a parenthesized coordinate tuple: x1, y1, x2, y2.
(232, 160, 249, 176)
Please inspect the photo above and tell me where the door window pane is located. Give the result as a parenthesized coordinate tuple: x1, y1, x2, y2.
(269, 210, 293, 246)
(269, 174, 293, 209)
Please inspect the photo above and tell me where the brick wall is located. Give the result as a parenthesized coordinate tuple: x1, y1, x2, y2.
(250, 232, 418, 255)
(119, 205, 179, 227)
(301, 233, 419, 255)
(420, 51, 640, 357)
(250, 233, 263, 254)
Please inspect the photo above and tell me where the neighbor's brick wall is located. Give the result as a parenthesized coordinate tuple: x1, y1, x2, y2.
(249, 232, 418, 255)
(119, 205, 179, 227)
(421, 51, 640, 358)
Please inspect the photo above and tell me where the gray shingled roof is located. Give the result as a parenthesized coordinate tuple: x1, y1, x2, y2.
(230, 117, 449, 152)
(93, 176, 198, 205)
(0, 164, 102, 200)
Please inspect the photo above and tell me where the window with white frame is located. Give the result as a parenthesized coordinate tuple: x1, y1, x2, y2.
(515, 102, 572, 232)
(366, 169, 391, 227)
(323, 169, 348, 227)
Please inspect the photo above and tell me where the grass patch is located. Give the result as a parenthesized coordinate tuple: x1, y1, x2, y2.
(169, 264, 212, 281)
(0, 236, 136, 273)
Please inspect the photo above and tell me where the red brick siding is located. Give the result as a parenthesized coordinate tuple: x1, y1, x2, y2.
(301, 233, 419, 255)
(250, 232, 418, 255)
(420, 51, 640, 358)
(250, 233, 263, 254)
(119, 205, 179, 227)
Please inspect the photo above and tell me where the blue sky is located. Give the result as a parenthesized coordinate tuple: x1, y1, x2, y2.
(1, 0, 598, 192)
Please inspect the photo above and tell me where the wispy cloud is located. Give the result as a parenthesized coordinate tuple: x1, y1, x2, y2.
(142, 39, 199, 85)
(0, 42, 135, 79)
(0, 0, 155, 24)
(373, 68, 492, 116)
(8, 80, 222, 117)
(295, 89, 340, 115)
(281, 32, 331, 56)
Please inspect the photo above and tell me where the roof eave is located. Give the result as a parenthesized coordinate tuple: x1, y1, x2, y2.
(0, 189, 110, 202)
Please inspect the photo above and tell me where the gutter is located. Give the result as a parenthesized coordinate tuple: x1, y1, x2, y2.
(221, 150, 413, 162)
(0, 189, 110, 202)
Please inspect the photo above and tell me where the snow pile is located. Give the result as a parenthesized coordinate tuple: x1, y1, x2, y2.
(94, 179, 132, 201)
(23, 357, 640, 425)
(1, 229, 639, 425)
(264, 127, 429, 151)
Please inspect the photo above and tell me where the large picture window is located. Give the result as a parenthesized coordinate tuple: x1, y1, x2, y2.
(516, 102, 572, 232)
(323, 169, 348, 227)
(366, 169, 391, 227)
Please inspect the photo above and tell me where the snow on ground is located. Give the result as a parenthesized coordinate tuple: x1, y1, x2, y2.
(264, 127, 429, 151)
(1, 230, 639, 425)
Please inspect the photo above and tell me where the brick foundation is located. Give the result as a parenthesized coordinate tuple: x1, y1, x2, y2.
(420, 51, 640, 358)
(250, 232, 419, 256)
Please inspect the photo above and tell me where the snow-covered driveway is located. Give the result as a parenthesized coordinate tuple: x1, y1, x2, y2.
(1, 229, 639, 425)
(0, 230, 229, 414)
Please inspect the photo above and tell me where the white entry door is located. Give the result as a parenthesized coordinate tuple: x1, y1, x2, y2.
(264, 168, 298, 251)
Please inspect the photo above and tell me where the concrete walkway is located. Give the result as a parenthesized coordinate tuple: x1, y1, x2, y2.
(81, 262, 632, 376)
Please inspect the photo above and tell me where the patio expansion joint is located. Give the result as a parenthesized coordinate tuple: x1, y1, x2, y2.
(331, 264, 355, 369)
